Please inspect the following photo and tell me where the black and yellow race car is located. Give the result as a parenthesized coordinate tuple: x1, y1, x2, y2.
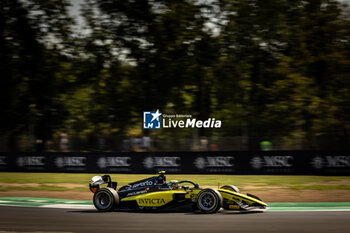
(89, 171, 267, 213)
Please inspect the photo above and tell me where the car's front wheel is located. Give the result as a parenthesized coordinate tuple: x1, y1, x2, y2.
(93, 187, 119, 212)
(196, 188, 222, 214)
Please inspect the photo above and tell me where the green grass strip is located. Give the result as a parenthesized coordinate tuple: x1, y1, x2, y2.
(1, 173, 350, 189)
(1, 197, 350, 211)
(0, 197, 92, 207)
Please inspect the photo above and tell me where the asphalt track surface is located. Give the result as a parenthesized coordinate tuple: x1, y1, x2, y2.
(1, 206, 350, 233)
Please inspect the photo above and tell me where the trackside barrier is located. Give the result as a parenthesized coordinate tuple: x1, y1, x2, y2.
(0, 151, 349, 175)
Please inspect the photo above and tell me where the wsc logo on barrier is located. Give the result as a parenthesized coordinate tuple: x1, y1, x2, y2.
(143, 110, 161, 129)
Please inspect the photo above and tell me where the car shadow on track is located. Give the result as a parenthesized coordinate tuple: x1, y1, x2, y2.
(67, 210, 188, 214)
(67, 210, 101, 213)
(67, 209, 265, 215)
(185, 211, 265, 215)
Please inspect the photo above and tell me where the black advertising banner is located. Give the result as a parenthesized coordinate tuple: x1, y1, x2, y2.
(308, 151, 350, 175)
(0, 151, 349, 175)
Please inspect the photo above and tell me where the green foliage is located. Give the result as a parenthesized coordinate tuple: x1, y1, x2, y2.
(1, 0, 350, 151)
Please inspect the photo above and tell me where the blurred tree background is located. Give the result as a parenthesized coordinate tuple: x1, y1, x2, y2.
(0, 0, 349, 151)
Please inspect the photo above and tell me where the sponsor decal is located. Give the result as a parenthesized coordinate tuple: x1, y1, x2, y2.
(311, 156, 350, 169)
(132, 180, 154, 188)
(0, 156, 6, 166)
(55, 157, 86, 170)
(143, 156, 181, 169)
(126, 190, 147, 197)
(97, 157, 131, 169)
(194, 156, 234, 173)
(311, 156, 324, 169)
(250, 156, 293, 169)
(16, 156, 45, 167)
(194, 156, 234, 169)
(55, 157, 86, 167)
(229, 205, 240, 210)
(139, 198, 166, 205)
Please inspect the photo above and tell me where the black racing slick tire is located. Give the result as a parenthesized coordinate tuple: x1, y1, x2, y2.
(93, 187, 119, 212)
(196, 188, 222, 214)
(220, 185, 240, 193)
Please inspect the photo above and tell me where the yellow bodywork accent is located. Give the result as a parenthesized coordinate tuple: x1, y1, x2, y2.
(122, 190, 201, 207)
(120, 188, 266, 208)
(218, 189, 267, 206)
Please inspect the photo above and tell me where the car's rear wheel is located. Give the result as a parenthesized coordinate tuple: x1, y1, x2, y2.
(220, 185, 240, 193)
(93, 187, 119, 212)
(196, 188, 222, 214)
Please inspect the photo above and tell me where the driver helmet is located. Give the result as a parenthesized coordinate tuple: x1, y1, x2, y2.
(168, 180, 180, 189)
